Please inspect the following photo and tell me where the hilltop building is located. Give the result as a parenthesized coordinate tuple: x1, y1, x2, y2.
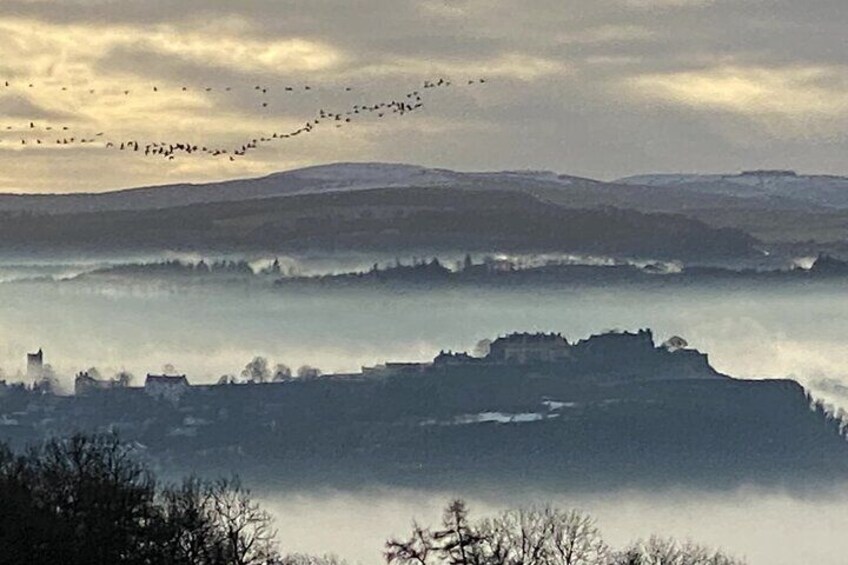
(74, 371, 128, 396)
(27, 349, 43, 380)
(60, 328, 714, 398)
(487, 332, 571, 364)
(433, 351, 479, 366)
(144, 374, 190, 402)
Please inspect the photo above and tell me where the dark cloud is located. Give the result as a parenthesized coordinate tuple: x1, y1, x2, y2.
(1, 0, 848, 191)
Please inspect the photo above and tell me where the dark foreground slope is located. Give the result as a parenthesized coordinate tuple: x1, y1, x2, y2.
(1, 335, 845, 492)
(0, 187, 757, 260)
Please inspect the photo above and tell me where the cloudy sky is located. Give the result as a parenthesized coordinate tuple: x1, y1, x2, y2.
(1, 0, 847, 193)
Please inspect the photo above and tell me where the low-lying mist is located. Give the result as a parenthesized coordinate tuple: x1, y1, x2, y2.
(260, 486, 848, 565)
(4, 255, 848, 564)
(2, 276, 848, 400)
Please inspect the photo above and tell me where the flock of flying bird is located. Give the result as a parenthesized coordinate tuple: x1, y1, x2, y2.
(0, 77, 487, 162)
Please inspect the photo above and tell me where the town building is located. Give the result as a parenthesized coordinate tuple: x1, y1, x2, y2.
(144, 374, 190, 402)
(74, 371, 125, 396)
(433, 351, 479, 366)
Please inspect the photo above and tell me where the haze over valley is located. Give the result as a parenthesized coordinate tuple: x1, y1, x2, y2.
(5, 0, 848, 562)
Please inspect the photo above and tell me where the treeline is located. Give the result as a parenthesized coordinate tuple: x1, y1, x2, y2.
(0, 434, 747, 565)
(387, 500, 744, 565)
(0, 186, 757, 259)
(0, 434, 279, 565)
(91, 258, 284, 277)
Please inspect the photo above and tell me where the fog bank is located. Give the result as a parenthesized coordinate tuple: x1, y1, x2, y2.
(262, 486, 848, 565)
(2, 280, 848, 401)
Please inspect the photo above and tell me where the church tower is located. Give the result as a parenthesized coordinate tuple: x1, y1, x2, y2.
(27, 348, 44, 380)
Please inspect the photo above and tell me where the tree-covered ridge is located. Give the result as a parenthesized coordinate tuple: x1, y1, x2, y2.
(0, 187, 757, 260)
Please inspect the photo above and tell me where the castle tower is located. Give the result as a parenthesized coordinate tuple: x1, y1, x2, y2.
(27, 348, 43, 381)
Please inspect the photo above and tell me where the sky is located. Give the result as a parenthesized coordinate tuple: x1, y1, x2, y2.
(1, 0, 847, 193)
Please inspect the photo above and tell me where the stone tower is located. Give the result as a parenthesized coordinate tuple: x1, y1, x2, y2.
(27, 348, 44, 380)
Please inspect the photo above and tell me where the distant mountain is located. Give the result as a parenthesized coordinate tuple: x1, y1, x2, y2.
(0, 186, 759, 260)
(618, 170, 848, 209)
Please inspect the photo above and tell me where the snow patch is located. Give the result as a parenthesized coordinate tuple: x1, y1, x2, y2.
(542, 400, 577, 411)
(421, 411, 556, 426)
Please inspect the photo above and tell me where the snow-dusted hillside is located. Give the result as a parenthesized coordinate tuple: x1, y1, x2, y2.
(0, 162, 597, 215)
(285, 162, 458, 187)
(618, 171, 848, 209)
(3, 162, 846, 216)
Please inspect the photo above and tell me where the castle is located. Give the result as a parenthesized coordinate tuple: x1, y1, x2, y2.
(367, 329, 715, 380)
(487, 332, 571, 364)
(52, 329, 715, 396)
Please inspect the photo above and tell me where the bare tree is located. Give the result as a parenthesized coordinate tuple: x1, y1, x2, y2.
(387, 500, 484, 565)
(386, 522, 438, 565)
(272, 364, 292, 382)
(476, 507, 607, 565)
(115, 370, 134, 387)
(34, 434, 158, 564)
(547, 509, 609, 565)
(208, 477, 279, 565)
(160, 477, 221, 565)
(433, 500, 484, 565)
(613, 536, 745, 565)
(387, 502, 744, 565)
(476, 508, 555, 565)
(218, 374, 238, 385)
(242, 357, 271, 384)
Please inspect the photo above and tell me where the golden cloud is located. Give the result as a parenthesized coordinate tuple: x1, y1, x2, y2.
(0, 17, 343, 80)
(356, 53, 568, 82)
(627, 65, 848, 119)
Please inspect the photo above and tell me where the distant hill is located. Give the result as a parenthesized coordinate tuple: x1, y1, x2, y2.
(618, 170, 848, 209)
(0, 162, 829, 216)
(0, 186, 758, 260)
(6, 162, 847, 249)
(0, 163, 463, 215)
